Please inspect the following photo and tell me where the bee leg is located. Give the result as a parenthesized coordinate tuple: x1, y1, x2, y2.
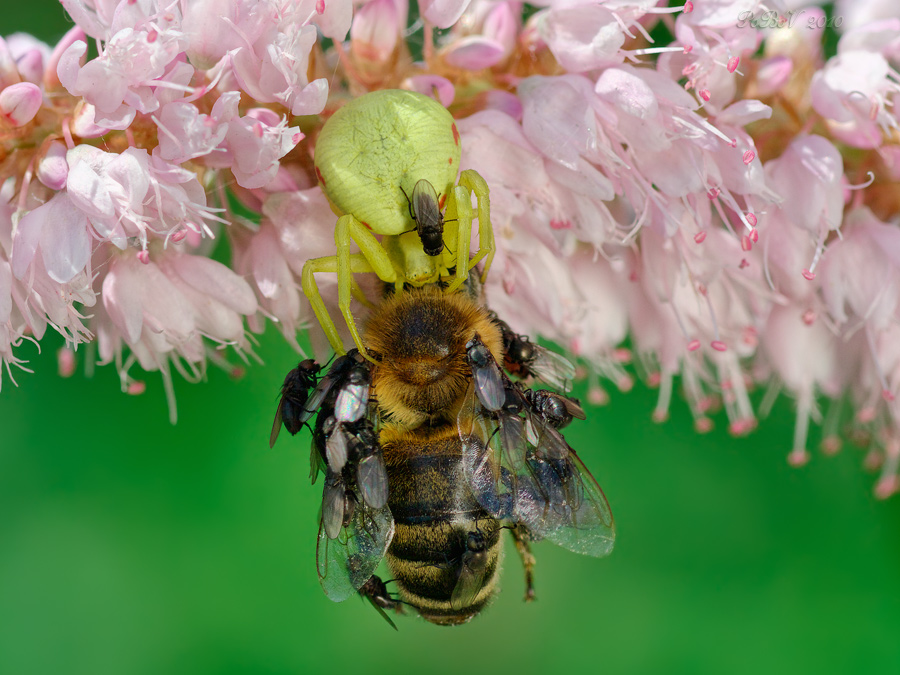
(459, 169, 494, 284)
(301, 252, 382, 358)
(443, 184, 473, 293)
(336, 215, 400, 358)
(509, 524, 537, 602)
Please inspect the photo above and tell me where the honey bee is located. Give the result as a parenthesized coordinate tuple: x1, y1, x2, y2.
(278, 284, 615, 626)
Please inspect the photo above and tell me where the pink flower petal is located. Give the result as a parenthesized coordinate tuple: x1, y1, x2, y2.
(443, 36, 505, 70)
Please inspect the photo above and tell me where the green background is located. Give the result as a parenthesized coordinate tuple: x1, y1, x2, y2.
(3, 4, 900, 674)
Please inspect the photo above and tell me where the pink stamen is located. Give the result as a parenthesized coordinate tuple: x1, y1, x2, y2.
(687, 339, 701, 351)
(683, 45, 693, 54)
(699, 89, 711, 102)
(652, 409, 668, 423)
(171, 229, 187, 243)
(292, 133, 302, 144)
(739, 258, 750, 269)
(883, 389, 895, 402)
(57, 347, 75, 377)
(647, 372, 662, 387)
(147, 29, 158, 43)
(316, 0, 325, 14)
(711, 341, 727, 351)
(707, 187, 720, 199)
(694, 231, 707, 244)
(618, 375, 634, 392)
(695, 417, 713, 433)
(550, 218, 572, 230)
(683, 1, 693, 13)
(750, 227, 758, 242)
(746, 213, 757, 227)
(727, 57, 739, 73)
(802, 309, 816, 325)
(742, 150, 755, 164)
(801, 269, 816, 280)
(137, 250, 150, 264)
(741, 235, 752, 251)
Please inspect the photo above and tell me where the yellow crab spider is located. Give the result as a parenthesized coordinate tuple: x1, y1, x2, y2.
(302, 89, 494, 356)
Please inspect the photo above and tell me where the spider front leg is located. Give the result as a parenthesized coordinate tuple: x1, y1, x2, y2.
(302, 252, 380, 356)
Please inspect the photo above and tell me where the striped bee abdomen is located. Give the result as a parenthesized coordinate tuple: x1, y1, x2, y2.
(381, 424, 502, 625)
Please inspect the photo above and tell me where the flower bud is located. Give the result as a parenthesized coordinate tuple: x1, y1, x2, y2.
(0, 82, 41, 126)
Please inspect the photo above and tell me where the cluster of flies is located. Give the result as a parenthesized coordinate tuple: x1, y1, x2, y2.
(270, 295, 615, 627)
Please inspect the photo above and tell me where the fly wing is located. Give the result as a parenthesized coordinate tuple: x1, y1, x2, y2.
(512, 451, 615, 558)
(315, 500, 394, 603)
(269, 401, 284, 449)
(334, 382, 370, 423)
(450, 553, 488, 611)
(411, 179, 442, 226)
(528, 344, 576, 393)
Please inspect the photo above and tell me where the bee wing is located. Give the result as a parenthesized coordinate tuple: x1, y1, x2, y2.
(528, 344, 576, 392)
(269, 401, 284, 449)
(450, 553, 488, 612)
(334, 382, 370, 422)
(316, 499, 394, 603)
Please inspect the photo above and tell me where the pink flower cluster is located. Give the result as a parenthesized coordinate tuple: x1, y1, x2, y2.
(4, 0, 900, 495)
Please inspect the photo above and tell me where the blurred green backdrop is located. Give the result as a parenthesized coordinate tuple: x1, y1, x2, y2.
(3, 5, 900, 674)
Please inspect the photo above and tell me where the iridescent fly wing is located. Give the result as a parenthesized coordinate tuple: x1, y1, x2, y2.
(315, 499, 394, 603)
(513, 451, 615, 558)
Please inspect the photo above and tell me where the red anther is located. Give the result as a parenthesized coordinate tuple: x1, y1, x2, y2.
(820, 437, 841, 455)
(550, 219, 572, 230)
(742, 150, 755, 164)
(647, 372, 662, 387)
(292, 133, 302, 144)
(652, 409, 669, 423)
(687, 339, 701, 351)
(750, 227, 758, 242)
(127, 381, 146, 395)
(699, 89, 711, 101)
(739, 258, 750, 269)
(697, 284, 707, 296)
(727, 57, 740, 73)
(683, 45, 693, 54)
(802, 309, 815, 325)
(629, 270, 639, 282)
(684, 1, 694, 13)
(801, 269, 816, 280)
(746, 213, 757, 227)
(695, 417, 713, 433)
(694, 231, 707, 244)
(316, 0, 325, 13)
(137, 250, 150, 264)
(729, 138, 737, 148)
(711, 340, 727, 351)
(147, 29, 158, 43)
(875, 476, 900, 500)
(707, 187, 720, 199)
(741, 235, 752, 251)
